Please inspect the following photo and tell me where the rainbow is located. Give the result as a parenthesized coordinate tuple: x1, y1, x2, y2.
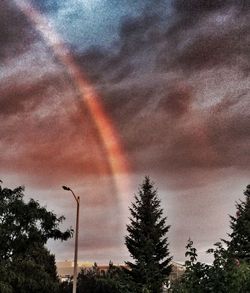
(13, 0, 130, 197)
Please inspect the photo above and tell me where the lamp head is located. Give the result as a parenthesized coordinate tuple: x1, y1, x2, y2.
(62, 185, 70, 191)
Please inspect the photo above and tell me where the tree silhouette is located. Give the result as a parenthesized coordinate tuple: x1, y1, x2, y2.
(225, 184, 250, 263)
(125, 177, 172, 293)
(0, 185, 72, 293)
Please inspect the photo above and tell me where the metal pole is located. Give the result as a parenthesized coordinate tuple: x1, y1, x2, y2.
(62, 186, 80, 293)
(72, 194, 80, 293)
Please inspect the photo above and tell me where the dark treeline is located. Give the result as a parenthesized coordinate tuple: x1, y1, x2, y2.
(171, 185, 250, 293)
(0, 179, 249, 293)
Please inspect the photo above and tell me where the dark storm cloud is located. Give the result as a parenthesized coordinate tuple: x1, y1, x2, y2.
(173, 0, 248, 14)
(0, 2, 37, 61)
(0, 75, 63, 117)
(207, 92, 250, 167)
(76, 0, 250, 78)
(158, 83, 193, 116)
(167, 0, 250, 71)
(0, 1, 113, 182)
(30, 0, 61, 13)
(71, 0, 250, 181)
(1, 0, 249, 188)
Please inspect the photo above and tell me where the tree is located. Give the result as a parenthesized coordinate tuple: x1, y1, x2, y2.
(172, 184, 250, 293)
(77, 262, 131, 293)
(225, 184, 250, 264)
(173, 239, 208, 293)
(173, 239, 250, 293)
(125, 177, 172, 293)
(0, 184, 72, 293)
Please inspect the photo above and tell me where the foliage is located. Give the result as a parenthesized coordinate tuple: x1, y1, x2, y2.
(224, 184, 250, 263)
(59, 278, 73, 293)
(171, 239, 207, 293)
(0, 185, 72, 293)
(226, 261, 250, 292)
(172, 184, 250, 293)
(173, 240, 250, 293)
(76, 262, 132, 293)
(125, 177, 172, 293)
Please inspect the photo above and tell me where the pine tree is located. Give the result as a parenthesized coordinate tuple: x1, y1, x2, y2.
(125, 177, 172, 293)
(226, 184, 250, 263)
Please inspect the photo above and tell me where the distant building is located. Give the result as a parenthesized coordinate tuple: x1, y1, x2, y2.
(169, 261, 185, 281)
(57, 260, 94, 281)
(56, 260, 185, 283)
(163, 261, 185, 291)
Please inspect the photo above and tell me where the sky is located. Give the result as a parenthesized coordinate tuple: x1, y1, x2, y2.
(0, 0, 250, 264)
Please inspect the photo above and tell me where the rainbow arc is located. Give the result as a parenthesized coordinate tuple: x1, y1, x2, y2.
(14, 0, 130, 197)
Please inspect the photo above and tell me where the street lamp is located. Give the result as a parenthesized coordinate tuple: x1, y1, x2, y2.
(62, 185, 80, 293)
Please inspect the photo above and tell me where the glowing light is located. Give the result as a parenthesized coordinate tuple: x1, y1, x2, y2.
(13, 0, 130, 197)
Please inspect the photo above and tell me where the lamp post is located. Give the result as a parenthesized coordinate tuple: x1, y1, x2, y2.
(62, 186, 80, 293)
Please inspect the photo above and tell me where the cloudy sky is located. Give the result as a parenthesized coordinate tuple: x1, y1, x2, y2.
(1, 0, 250, 264)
